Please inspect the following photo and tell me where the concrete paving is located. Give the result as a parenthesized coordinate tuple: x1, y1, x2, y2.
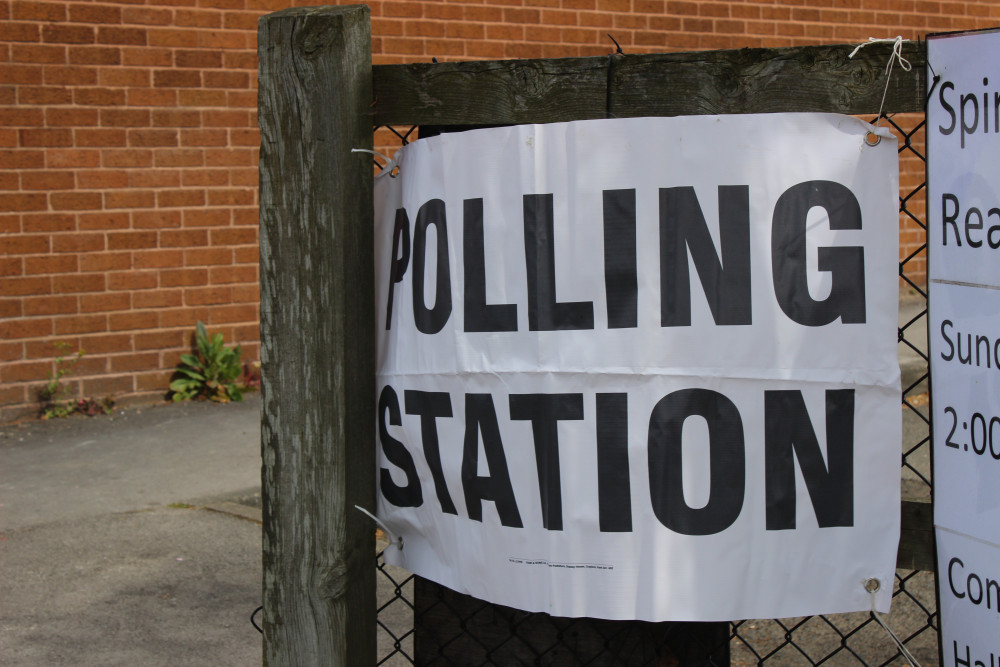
(0, 294, 932, 665)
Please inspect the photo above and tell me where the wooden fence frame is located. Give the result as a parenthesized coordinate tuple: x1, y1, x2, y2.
(258, 5, 931, 663)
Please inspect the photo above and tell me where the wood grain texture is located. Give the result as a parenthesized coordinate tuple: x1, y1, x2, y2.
(373, 41, 927, 126)
(258, 5, 374, 665)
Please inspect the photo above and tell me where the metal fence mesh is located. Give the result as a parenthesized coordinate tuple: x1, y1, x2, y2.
(373, 111, 935, 666)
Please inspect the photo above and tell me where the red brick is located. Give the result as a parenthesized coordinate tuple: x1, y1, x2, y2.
(207, 189, 253, 207)
(99, 67, 149, 87)
(70, 4, 123, 24)
(74, 87, 125, 105)
(0, 275, 51, 296)
(46, 107, 99, 127)
(109, 311, 158, 331)
(210, 264, 256, 284)
(101, 108, 151, 128)
(158, 189, 206, 208)
(110, 351, 160, 372)
(79, 251, 131, 272)
(160, 228, 208, 247)
(134, 249, 183, 268)
(0, 21, 40, 42)
(228, 167, 255, 186)
(24, 254, 76, 274)
(0, 64, 42, 85)
(19, 128, 72, 147)
(54, 314, 108, 335)
(197, 31, 245, 50)
(0, 106, 43, 126)
(175, 49, 222, 68)
(53, 273, 106, 294)
(201, 110, 250, 128)
(181, 129, 227, 146)
(107, 271, 157, 291)
(128, 129, 178, 147)
(184, 285, 232, 305)
(130, 170, 180, 188)
(105, 190, 155, 209)
(121, 7, 173, 25)
(21, 212, 75, 232)
(153, 69, 201, 88)
(154, 148, 204, 168)
(184, 247, 232, 266)
(121, 46, 172, 67)
(159, 268, 207, 287)
(178, 89, 226, 106)
(0, 257, 22, 276)
(1, 359, 53, 382)
(127, 88, 177, 107)
(82, 374, 134, 396)
(182, 169, 229, 187)
(51, 232, 104, 252)
(0, 192, 46, 211)
(175, 9, 222, 28)
(102, 149, 153, 168)
(0, 148, 44, 168)
(133, 291, 183, 310)
(80, 293, 131, 313)
(76, 128, 128, 147)
(12, 1, 65, 21)
(48, 149, 100, 168)
(69, 46, 122, 65)
(107, 231, 157, 250)
(21, 170, 74, 190)
(5, 234, 50, 254)
(153, 109, 201, 127)
(147, 28, 199, 49)
(202, 70, 247, 88)
(226, 90, 256, 108)
(77, 169, 128, 189)
(22, 294, 76, 316)
(78, 212, 130, 231)
(97, 27, 147, 46)
(185, 207, 231, 227)
(43, 25, 96, 45)
(11, 44, 66, 64)
(18, 86, 71, 104)
(204, 148, 254, 167)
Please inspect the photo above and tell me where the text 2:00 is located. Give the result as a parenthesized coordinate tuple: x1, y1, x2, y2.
(944, 407, 1000, 459)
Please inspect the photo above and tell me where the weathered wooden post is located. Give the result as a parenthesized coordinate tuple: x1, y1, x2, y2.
(258, 5, 374, 665)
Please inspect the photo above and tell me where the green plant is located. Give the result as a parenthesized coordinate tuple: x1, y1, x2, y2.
(170, 321, 244, 403)
(38, 342, 84, 419)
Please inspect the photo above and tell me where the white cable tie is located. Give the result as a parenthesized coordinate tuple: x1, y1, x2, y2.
(351, 148, 399, 177)
(866, 579, 922, 667)
(848, 36, 912, 73)
(354, 505, 403, 550)
(848, 37, 912, 132)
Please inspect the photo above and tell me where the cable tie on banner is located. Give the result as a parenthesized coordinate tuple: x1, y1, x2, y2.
(849, 36, 912, 144)
(355, 505, 403, 550)
(865, 578, 922, 667)
(351, 148, 399, 177)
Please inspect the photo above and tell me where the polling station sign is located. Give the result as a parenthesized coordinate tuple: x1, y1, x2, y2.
(373, 114, 901, 622)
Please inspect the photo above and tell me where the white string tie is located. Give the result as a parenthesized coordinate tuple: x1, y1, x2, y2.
(849, 37, 912, 133)
(865, 578, 922, 667)
(351, 148, 399, 177)
(849, 36, 912, 73)
(355, 505, 403, 550)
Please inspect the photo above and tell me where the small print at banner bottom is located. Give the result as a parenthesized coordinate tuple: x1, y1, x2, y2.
(373, 114, 901, 622)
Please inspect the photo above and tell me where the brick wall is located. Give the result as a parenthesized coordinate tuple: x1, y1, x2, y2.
(2, 0, 999, 421)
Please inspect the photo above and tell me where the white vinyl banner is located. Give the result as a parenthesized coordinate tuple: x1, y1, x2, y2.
(373, 114, 901, 622)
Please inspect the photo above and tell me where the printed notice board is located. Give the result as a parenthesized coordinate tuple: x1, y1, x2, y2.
(927, 28, 1000, 666)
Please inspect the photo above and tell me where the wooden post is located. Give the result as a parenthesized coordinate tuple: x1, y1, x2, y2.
(258, 6, 373, 665)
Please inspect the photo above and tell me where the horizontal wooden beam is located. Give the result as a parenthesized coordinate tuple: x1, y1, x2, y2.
(373, 41, 927, 126)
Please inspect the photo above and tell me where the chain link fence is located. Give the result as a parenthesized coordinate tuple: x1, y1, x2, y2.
(372, 111, 934, 666)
